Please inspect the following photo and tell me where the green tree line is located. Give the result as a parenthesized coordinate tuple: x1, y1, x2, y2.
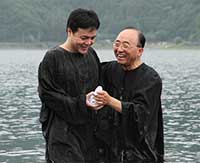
(0, 0, 200, 43)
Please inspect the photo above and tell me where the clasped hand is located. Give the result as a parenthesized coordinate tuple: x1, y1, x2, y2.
(86, 90, 111, 110)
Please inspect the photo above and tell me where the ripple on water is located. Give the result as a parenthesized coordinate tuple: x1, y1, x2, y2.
(1, 49, 200, 162)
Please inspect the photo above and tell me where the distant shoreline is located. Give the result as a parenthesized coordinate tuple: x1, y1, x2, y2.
(0, 41, 199, 50)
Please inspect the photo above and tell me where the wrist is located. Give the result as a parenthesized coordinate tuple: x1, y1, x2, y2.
(107, 96, 113, 105)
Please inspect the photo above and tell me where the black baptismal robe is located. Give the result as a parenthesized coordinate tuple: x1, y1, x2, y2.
(96, 61, 164, 162)
(38, 46, 100, 162)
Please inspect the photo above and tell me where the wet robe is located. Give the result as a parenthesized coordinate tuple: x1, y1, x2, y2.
(96, 61, 164, 162)
(38, 47, 100, 163)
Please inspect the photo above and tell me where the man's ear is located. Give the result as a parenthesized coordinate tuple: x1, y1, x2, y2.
(137, 48, 144, 57)
(67, 28, 72, 36)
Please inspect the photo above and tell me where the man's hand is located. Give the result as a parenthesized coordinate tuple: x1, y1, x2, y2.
(95, 90, 122, 113)
(94, 90, 112, 105)
(86, 91, 104, 110)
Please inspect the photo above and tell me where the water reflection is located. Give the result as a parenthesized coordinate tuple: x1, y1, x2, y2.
(143, 49, 200, 163)
(0, 49, 200, 163)
(0, 50, 45, 163)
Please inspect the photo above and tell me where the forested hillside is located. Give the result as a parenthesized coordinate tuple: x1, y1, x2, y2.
(0, 0, 200, 43)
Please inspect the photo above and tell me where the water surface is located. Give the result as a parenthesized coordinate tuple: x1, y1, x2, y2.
(0, 49, 199, 163)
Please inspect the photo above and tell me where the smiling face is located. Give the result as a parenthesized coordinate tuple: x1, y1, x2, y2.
(113, 29, 144, 70)
(67, 27, 97, 54)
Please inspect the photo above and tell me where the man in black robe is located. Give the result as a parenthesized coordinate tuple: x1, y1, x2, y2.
(94, 27, 164, 162)
(38, 8, 102, 163)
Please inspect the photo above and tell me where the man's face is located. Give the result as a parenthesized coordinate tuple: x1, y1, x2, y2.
(68, 28, 97, 54)
(113, 29, 143, 69)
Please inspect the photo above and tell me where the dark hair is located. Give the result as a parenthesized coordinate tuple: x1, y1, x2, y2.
(67, 8, 100, 33)
(123, 27, 146, 48)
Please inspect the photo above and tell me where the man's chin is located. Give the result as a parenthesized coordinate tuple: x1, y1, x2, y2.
(79, 48, 89, 55)
(117, 60, 126, 65)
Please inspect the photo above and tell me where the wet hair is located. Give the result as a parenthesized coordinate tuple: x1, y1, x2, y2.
(123, 26, 146, 48)
(66, 8, 100, 33)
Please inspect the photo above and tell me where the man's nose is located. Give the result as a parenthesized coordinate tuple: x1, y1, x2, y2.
(85, 39, 94, 45)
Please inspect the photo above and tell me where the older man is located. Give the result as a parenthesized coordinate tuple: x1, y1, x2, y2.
(94, 27, 164, 163)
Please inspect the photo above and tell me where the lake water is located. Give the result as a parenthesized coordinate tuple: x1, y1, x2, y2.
(0, 48, 200, 163)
